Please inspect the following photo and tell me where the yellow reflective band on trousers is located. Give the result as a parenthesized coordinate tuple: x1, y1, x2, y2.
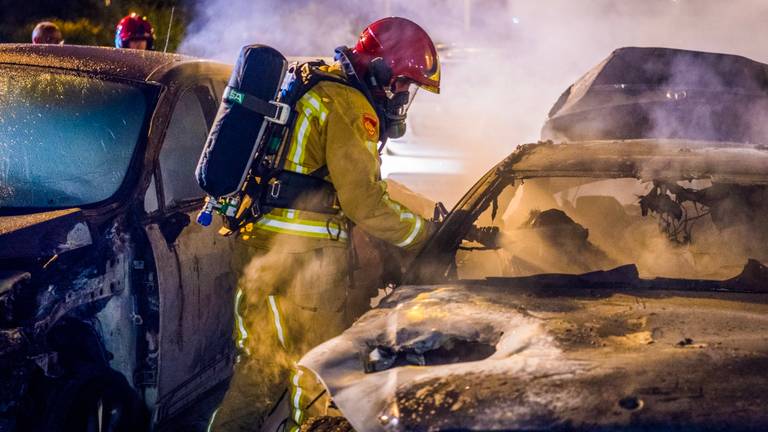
(235, 288, 250, 355)
(265, 295, 304, 430)
(267, 295, 287, 348)
(265, 295, 308, 431)
(290, 368, 305, 428)
(285, 91, 329, 174)
(255, 214, 348, 241)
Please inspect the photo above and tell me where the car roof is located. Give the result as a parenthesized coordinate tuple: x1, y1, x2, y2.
(502, 139, 768, 185)
(542, 47, 768, 144)
(0, 44, 230, 84)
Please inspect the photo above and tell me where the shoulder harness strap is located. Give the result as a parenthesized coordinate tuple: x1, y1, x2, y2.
(281, 60, 386, 173)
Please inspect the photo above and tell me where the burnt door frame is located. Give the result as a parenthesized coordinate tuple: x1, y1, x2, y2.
(141, 77, 237, 425)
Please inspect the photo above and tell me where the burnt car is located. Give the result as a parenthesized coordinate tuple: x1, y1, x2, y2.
(541, 46, 768, 144)
(299, 48, 768, 431)
(0, 45, 238, 431)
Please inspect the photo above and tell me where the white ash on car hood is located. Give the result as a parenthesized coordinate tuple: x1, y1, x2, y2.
(300, 285, 585, 432)
(301, 281, 768, 431)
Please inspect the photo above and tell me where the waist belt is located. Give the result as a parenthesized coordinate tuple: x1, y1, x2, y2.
(261, 170, 339, 214)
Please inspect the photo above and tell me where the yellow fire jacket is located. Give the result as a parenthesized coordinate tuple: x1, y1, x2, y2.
(239, 64, 430, 253)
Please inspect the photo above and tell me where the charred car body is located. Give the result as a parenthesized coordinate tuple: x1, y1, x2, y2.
(300, 48, 768, 431)
(0, 45, 237, 431)
(541, 46, 768, 144)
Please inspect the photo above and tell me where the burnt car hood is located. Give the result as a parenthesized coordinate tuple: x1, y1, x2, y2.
(0, 208, 92, 259)
(301, 281, 768, 431)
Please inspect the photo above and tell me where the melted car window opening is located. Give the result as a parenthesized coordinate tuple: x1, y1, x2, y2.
(0, 66, 148, 209)
(364, 339, 498, 373)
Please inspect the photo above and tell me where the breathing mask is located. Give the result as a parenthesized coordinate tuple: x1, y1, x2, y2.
(380, 82, 418, 139)
(367, 57, 419, 139)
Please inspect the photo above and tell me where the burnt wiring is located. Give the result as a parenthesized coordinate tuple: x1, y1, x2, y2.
(458, 245, 498, 251)
(639, 180, 711, 244)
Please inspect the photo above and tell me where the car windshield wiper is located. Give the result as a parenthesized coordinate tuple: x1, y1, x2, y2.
(477, 259, 768, 293)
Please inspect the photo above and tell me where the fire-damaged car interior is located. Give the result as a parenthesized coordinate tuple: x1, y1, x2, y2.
(299, 47, 768, 431)
(437, 141, 768, 284)
(0, 45, 238, 431)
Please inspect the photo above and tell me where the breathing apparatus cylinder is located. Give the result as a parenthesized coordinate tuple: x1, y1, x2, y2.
(194, 45, 289, 228)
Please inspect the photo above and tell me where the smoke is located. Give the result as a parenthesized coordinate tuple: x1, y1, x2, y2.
(217, 226, 405, 429)
(458, 176, 768, 282)
(181, 0, 768, 205)
(186, 3, 768, 424)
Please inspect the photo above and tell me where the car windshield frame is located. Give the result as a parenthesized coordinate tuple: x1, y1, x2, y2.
(406, 139, 768, 286)
(0, 64, 159, 215)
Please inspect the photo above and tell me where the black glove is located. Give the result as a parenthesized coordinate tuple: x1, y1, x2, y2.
(465, 225, 501, 248)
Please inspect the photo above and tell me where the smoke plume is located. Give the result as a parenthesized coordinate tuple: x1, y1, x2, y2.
(181, 0, 768, 205)
(187, 3, 768, 428)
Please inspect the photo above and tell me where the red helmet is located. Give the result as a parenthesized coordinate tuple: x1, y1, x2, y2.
(115, 13, 155, 49)
(350, 17, 440, 94)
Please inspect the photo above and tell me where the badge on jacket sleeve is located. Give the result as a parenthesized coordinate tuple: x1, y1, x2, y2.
(362, 114, 378, 139)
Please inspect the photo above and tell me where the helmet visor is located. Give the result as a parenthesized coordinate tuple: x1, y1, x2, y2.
(421, 52, 441, 94)
(389, 80, 420, 116)
(392, 52, 440, 94)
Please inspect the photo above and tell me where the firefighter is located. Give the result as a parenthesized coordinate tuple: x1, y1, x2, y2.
(234, 17, 441, 431)
(31, 22, 63, 45)
(114, 13, 155, 50)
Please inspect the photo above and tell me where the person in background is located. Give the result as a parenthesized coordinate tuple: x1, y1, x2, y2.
(31, 22, 63, 45)
(114, 13, 155, 50)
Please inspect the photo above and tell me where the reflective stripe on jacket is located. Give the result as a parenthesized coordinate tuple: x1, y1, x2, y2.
(240, 63, 429, 252)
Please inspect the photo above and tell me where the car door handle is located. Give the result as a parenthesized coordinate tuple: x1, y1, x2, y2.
(159, 212, 191, 245)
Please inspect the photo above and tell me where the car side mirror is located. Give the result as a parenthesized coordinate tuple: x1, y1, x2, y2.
(159, 212, 191, 245)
